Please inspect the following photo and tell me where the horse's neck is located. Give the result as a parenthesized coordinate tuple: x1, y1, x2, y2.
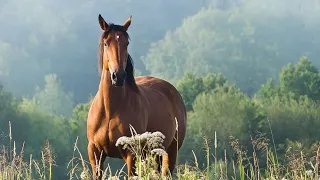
(99, 70, 127, 117)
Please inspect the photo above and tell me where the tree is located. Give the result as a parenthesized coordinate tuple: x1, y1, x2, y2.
(255, 57, 320, 161)
(69, 98, 92, 156)
(180, 84, 264, 165)
(256, 78, 279, 99)
(279, 56, 320, 101)
(258, 95, 320, 154)
(257, 56, 320, 101)
(0, 0, 214, 101)
(143, 0, 320, 95)
(33, 74, 74, 117)
(177, 73, 227, 110)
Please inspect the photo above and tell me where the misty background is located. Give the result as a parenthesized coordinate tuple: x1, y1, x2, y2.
(0, 0, 213, 102)
(1, 0, 320, 179)
(1, 0, 319, 101)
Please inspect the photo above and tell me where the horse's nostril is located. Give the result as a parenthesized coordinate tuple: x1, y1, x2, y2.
(112, 72, 117, 80)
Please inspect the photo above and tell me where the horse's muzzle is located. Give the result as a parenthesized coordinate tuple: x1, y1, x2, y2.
(111, 70, 127, 86)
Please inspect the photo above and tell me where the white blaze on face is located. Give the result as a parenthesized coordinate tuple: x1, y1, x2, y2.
(115, 34, 126, 70)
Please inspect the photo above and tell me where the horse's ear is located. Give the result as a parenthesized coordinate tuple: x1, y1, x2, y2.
(98, 14, 108, 31)
(123, 15, 132, 31)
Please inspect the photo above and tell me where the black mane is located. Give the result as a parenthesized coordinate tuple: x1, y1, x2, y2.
(125, 54, 138, 90)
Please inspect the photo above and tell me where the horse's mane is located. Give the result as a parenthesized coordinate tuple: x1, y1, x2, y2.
(98, 23, 138, 90)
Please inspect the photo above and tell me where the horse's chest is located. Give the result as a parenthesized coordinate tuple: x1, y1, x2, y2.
(92, 130, 120, 158)
(107, 116, 145, 140)
(94, 117, 142, 157)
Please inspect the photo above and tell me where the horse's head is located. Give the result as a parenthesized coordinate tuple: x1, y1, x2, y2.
(98, 14, 132, 87)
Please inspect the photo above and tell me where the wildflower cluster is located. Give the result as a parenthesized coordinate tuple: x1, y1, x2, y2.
(114, 127, 169, 178)
(115, 130, 166, 155)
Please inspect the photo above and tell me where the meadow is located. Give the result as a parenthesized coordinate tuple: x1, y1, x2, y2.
(1, 0, 320, 179)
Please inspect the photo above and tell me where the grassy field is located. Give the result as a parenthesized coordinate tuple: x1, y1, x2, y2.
(0, 122, 319, 180)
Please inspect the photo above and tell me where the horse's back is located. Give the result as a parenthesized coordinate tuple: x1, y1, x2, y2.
(135, 76, 187, 148)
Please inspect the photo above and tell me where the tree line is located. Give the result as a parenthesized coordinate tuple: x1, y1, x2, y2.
(1, 56, 320, 178)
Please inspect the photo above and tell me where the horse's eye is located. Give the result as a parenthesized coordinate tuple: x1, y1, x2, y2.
(127, 42, 130, 46)
(104, 42, 108, 47)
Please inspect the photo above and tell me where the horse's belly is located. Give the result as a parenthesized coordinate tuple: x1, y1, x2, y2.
(146, 113, 176, 148)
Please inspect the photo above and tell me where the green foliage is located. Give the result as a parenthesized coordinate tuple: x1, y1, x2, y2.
(259, 96, 320, 149)
(0, 80, 76, 179)
(33, 74, 74, 117)
(0, 84, 15, 124)
(2, 0, 320, 179)
(177, 73, 227, 110)
(0, 85, 32, 146)
(181, 85, 264, 164)
(1, 56, 320, 178)
(258, 56, 320, 101)
(256, 78, 282, 99)
(69, 98, 92, 155)
(143, 0, 320, 95)
(279, 56, 320, 101)
(179, 57, 320, 172)
(0, 0, 213, 101)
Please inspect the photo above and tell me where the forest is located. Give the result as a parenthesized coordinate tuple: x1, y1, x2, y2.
(1, 0, 320, 179)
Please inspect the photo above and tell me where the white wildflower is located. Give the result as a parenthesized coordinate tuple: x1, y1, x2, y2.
(80, 170, 89, 180)
(133, 132, 152, 143)
(116, 136, 134, 147)
(306, 169, 313, 177)
(107, 176, 120, 180)
(116, 130, 166, 155)
(152, 131, 165, 139)
(144, 132, 166, 150)
(151, 148, 168, 156)
(130, 176, 139, 180)
(140, 131, 153, 140)
(115, 136, 128, 146)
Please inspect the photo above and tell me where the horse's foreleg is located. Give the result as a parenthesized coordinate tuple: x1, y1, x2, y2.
(124, 153, 137, 178)
(88, 142, 106, 180)
(161, 154, 169, 176)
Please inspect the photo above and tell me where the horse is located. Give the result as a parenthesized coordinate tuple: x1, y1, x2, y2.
(86, 14, 187, 179)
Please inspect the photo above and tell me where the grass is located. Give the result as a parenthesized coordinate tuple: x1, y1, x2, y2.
(0, 122, 55, 180)
(1, 121, 320, 180)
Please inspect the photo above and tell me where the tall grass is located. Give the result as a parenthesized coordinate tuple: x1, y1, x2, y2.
(0, 122, 55, 180)
(1, 121, 320, 180)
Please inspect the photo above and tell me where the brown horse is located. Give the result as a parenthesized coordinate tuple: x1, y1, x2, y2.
(86, 14, 187, 179)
